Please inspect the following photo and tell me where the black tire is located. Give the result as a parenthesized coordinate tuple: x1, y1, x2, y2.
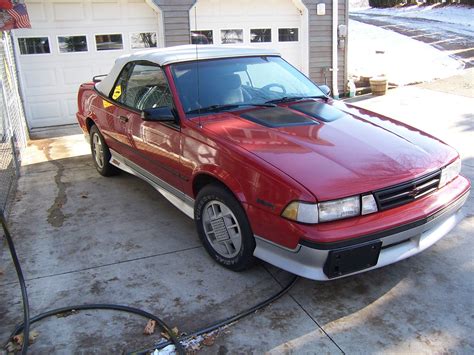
(89, 125, 119, 177)
(195, 184, 256, 271)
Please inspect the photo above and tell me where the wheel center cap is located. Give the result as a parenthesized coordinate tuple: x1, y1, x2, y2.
(210, 217, 230, 242)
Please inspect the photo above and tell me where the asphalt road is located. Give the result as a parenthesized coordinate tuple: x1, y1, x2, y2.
(350, 12, 474, 68)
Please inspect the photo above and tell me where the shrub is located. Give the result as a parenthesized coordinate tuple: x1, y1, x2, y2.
(369, 0, 403, 8)
(369, 0, 473, 7)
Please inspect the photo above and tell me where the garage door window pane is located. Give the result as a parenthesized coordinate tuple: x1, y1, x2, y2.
(58, 35, 88, 53)
(221, 29, 243, 44)
(95, 34, 123, 51)
(191, 30, 213, 44)
(131, 32, 157, 49)
(250, 29, 271, 43)
(18, 37, 50, 55)
(278, 28, 298, 42)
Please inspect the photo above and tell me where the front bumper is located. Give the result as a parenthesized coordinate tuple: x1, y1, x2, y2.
(253, 190, 469, 281)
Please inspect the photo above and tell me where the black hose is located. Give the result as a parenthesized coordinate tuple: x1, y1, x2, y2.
(8, 304, 184, 354)
(1, 210, 30, 355)
(2, 210, 298, 354)
(132, 274, 298, 354)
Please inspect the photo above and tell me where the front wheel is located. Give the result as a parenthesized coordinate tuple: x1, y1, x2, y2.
(195, 184, 256, 271)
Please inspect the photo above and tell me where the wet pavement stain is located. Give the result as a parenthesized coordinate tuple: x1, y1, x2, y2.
(31, 140, 70, 228)
(268, 310, 296, 331)
(47, 161, 69, 228)
(90, 280, 106, 295)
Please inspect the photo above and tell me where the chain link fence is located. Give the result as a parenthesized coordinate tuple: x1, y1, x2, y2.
(0, 31, 28, 215)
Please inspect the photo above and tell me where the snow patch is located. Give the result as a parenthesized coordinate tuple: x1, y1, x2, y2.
(352, 4, 474, 27)
(348, 19, 464, 85)
(153, 344, 176, 355)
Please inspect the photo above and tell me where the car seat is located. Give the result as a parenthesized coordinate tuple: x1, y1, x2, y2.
(215, 74, 244, 105)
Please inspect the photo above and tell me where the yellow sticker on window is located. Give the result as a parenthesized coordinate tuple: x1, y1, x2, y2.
(112, 85, 122, 100)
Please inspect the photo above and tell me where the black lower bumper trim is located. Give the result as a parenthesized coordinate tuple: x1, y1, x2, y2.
(323, 240, 382, 278)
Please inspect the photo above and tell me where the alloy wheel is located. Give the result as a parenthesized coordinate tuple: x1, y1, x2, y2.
(92, 133, 105, 169)
(202, 200, 242, 258)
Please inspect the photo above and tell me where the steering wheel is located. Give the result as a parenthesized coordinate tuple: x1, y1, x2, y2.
(261, 83, 287, 95)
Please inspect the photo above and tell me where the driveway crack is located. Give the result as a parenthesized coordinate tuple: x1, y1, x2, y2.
(0, 245, 203, 287)
(263, 265, 346, 354)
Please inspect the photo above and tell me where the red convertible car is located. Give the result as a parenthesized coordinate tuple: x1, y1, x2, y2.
(77, 45, 470, 280)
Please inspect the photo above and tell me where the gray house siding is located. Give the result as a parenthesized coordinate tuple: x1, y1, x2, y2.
(303, 0, 348, 95)
(154, 0, 348, 95)
(152, 0, 196, 47)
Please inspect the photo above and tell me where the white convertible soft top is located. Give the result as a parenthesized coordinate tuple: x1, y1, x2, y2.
(96, 44, 280, 96)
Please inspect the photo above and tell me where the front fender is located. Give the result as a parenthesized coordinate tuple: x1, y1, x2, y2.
(183, 124, 316, 212)
(191, 165, 249, 204)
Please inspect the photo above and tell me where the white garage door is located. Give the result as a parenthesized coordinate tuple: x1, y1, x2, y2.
(12, 0, 162, 128)
(190, 0, 308, 73)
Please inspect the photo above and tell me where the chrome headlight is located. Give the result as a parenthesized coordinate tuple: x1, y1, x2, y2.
(282, 193, 378, 224)
(318, 196, 360, 222)
(439, 158, 461, 188)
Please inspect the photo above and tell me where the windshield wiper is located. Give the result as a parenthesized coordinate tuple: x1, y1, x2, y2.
(186, 103, 276, 115)
(265, 95, 327, 104)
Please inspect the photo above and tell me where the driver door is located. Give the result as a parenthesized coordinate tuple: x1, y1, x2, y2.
(119, 62, 183, 192)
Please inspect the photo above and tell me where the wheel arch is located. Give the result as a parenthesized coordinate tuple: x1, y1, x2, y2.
(192, 168, 248, 206)
(85, 117, 96, 133)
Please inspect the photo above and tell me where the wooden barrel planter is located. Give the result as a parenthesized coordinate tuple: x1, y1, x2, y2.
(370, 77, 388, 96)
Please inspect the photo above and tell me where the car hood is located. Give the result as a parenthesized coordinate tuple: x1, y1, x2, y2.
(201, 100, 457, 201)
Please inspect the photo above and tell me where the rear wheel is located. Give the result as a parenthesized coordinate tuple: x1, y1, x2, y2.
(195, 184, 256, 271)
(90, 125, 119, 176)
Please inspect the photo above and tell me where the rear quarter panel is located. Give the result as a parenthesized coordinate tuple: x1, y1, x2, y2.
(77, 83, 131, 155)
(76, 82, 96, 131)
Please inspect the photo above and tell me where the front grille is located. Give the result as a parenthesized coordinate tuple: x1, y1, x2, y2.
(374, 170, 441, 211)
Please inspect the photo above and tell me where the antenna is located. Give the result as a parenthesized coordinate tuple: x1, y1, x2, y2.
(193, 6, 202, 128)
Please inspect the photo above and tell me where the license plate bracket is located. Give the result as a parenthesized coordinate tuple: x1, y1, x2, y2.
(323, 240, 382, 278)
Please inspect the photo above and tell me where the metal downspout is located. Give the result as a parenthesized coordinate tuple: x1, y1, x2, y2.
(332, 0, 339, 99)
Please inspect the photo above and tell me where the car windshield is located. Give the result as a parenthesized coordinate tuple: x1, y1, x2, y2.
(170, 56, 325, 115)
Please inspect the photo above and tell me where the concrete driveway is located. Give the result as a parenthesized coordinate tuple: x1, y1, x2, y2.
(1, 75, 473, 353)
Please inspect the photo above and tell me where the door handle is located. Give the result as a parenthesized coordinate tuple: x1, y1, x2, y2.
(118, 115, 129, 123)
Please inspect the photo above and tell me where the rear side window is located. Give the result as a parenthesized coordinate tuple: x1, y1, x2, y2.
(111, 63, 173, 110)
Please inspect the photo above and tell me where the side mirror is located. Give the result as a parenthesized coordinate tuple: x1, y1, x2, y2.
(319, 85, 331, 97)
(141, 107, 176, 122)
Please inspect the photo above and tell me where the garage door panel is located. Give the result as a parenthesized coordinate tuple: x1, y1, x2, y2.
(127, 3, 157, 18)
(26, 94, 78, 126)
(62, 66, 93, 85)
(27, 2, 47, 22)
(27, 101, 61, 121)
(23, 69, 57, 88)
(91, 2, 121, 20)
(52, 2, 85, 21)
(66, 98, 78, 117)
